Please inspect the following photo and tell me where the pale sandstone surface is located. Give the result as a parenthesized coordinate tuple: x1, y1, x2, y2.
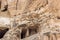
(0, 0, 60, 40)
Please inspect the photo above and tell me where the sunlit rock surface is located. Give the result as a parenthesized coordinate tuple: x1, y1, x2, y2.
(0, 17, 11, 25)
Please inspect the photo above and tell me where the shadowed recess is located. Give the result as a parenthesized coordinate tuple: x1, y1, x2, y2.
(1, 5, 8, 12)
(0, 28, 9, 39)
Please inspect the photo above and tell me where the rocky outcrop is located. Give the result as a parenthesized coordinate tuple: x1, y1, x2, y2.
(0, 0, 60, 40)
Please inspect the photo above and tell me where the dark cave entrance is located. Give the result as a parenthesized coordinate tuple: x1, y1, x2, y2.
(0, 28, 9, 39)
(21, 27, 38, 39)
(21, 28, 27, 39)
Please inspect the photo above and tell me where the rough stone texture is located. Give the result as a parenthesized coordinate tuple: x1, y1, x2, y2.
(0, 0, 60, 40)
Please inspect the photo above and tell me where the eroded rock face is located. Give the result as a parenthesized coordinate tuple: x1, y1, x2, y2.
(0, 0, 60, 40)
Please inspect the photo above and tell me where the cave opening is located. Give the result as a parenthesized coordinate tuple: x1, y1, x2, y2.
(0, 28, 9, 39)
(21, 28, 27, 39)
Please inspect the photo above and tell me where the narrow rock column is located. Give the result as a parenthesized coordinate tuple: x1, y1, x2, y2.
(49, 33, 53, 40)
(19, 27, 23, 39)
(25, 28, 29, 37)
(43, 32, 51, 40)
(44, 35, 49, 40)
(53, 33, 57, 40)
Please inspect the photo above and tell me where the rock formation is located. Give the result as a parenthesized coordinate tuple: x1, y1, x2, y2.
(0, 0, 60, 40)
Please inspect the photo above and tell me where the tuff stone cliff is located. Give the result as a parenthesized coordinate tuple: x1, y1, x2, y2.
(0, 0, 60, 40)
